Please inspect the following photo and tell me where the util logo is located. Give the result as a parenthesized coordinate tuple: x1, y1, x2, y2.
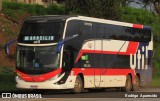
(130, 46, 149, 70)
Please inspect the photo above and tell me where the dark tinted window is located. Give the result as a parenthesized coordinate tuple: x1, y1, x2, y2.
(65, 20, 81, 48)
(103, 24, 117, 39)
(80, 21, 93, 39)
(18, 21, 65, 43)
(93, 23, 103, 38)
(65, 20, 80, 37)
(91, 22, 151, 42)
(93, 23, 117, 39)
(131, 28, 151, 42)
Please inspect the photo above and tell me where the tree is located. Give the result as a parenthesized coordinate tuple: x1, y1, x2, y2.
(65, 0, 123, 20)
(142, 0, 160, 14)
(123, 0, 160, 14)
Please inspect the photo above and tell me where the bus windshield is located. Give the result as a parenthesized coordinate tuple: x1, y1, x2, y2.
(18, 21, 65, 43)
(16, 45, 60, 74)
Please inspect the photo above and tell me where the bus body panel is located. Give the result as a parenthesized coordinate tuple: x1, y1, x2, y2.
(15, 15, 153, 90)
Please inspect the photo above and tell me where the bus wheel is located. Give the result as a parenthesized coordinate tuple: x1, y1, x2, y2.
(122, 75, 132, 92)
(72, 75, 83, 93)
(133, 75, 140, 91)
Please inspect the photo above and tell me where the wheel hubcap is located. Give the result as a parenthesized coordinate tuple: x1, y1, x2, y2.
(75, 79, 81, 91)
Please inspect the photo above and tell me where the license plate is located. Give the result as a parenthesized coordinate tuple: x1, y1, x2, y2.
(30, 85, 38, 88)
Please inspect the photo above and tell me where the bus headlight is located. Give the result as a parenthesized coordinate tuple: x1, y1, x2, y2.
(16, 76, 22, 82)
(49, 74, 60, 81)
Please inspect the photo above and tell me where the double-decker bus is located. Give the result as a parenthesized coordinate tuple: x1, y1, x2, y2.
(8, 15, 153, 93)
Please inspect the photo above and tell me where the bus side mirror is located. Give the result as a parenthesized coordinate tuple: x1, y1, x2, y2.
(57, 41, 64, 53)
(56, 34, 79, 53)
(4, 39, 16, 57)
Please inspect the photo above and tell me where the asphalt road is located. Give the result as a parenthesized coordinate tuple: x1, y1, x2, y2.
(0, 87, 160, 101)
(42, 87, 160, 98)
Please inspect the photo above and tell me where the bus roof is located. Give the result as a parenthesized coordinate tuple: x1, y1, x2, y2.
(26, 15, 77, 21)
(26, 15, 151, 30)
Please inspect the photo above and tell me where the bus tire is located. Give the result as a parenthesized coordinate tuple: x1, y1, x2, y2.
(72, 75, 83, 93)
(133, 75, 140, 91)
(122, 75, 132, 92)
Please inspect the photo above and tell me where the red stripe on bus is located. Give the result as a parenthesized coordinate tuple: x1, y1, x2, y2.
(75, 42, 139, 63)
(16, 68, 62, 82)
(133, 24, 143, 29)
(70, 68, 135, 83)
(126, 42, 139, 55)
(70, 68, 135, 75)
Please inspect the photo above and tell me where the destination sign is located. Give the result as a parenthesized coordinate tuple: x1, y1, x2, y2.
(24, 36, 54, 41)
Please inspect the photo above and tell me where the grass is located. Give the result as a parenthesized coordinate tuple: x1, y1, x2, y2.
(0, 66, 16, 92)
(149, 78, 160, 87)
(0, 73, 17, 92)
(0, 82, 16, 92)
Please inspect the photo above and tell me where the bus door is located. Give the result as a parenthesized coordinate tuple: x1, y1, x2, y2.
(62, 50, 74, 73)
(93, 23, 103, 87)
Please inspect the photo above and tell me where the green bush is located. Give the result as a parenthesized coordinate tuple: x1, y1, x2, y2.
(121, 7, 155, 25)
(2, 1, 23, 10)
(2, 1, 64, 16)
(2, 8, 15, 17)
(47, 4, 65, 15)
(22, 4, 46, 15)
(34, 5, 47, 15)
(65, 0, 122, 20)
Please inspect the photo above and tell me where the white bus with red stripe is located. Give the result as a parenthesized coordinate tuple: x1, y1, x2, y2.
(14, 15, 153, 93)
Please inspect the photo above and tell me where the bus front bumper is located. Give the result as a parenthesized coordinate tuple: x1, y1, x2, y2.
(15, 76, 76, 90)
